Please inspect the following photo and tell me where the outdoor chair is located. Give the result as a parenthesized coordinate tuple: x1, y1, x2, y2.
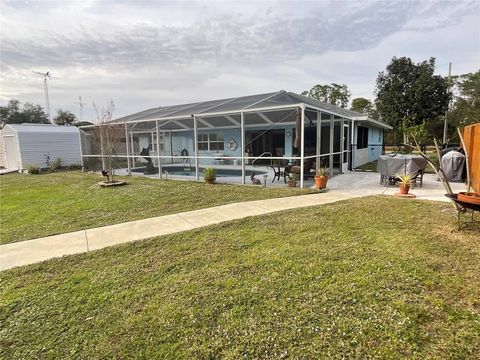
(270, 159, 289, 183)
(411, 168, 424, 188)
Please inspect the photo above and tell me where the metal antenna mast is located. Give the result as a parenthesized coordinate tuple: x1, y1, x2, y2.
(77, 96, 85, 121)
(32, 71, 54, 122)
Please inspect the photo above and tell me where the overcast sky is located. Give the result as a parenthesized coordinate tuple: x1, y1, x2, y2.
(1, 0, 479, 120)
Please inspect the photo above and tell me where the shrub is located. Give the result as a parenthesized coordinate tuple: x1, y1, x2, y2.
(203, 167, 216, 184)
(26, 164, 41, 175)
(50, 158, 63, 172)
(67, 164, 83, 170)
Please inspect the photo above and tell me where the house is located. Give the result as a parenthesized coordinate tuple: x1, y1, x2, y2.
(80, 91, 392, 187)
(0, 124, 82, 171)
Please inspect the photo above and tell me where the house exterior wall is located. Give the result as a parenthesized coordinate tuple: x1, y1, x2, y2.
(161, 125, 295, 166)
(367, 127, 383, 162)
(352, 123, 384, 168)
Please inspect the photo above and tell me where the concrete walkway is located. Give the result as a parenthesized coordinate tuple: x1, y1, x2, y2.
(0, 172, 465, 271)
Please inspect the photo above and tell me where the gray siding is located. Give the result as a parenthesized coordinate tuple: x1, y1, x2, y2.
(1, 124, 81, 170)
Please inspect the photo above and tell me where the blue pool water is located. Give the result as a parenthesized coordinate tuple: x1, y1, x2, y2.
(132, 166, 266, 177)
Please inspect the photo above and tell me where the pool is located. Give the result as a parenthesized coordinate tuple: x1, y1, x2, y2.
(132, 166, 266, 178)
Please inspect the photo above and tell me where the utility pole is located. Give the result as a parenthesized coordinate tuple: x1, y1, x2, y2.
(443, 62, 452, 144)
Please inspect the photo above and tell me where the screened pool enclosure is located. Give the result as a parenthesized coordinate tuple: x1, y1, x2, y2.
(80, 91, 391, 188)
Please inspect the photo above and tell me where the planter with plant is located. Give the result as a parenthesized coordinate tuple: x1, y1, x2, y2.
(314, 166, 328, 189)
(287, 172, 297, 187)
(396, 172, 415, 194)
(203, 167, 216, 184)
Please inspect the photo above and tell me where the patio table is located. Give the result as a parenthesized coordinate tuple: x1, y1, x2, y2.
(377, 154, 428, 185)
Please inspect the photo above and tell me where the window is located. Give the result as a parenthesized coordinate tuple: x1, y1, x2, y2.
(197, 132, 224, 151)
(357, 126, 368, 149)
(150, 133, 164, 152)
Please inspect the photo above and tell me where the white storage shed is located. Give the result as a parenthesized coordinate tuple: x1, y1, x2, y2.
(0, 124, 82, 170)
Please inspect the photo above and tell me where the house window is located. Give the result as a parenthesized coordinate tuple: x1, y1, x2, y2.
(150, 133, 164, 152)
(198, 132, 224, 151)
(357, 126, 368, 149)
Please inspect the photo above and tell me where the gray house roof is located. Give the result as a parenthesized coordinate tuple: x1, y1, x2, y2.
(111, 90, 392, 130)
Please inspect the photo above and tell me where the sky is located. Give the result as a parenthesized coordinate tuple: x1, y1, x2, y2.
(0, 0, 479, 120)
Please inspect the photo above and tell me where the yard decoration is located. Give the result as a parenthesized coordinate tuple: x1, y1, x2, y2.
(287, 172, 297, 187)
(203, 167, 216, 184)
(455, 128, 480, 205)
(457, 192, 480, 205)
(250, 171, 261, 185)
(411, 129, 480, 227)
(314, 166, 328, 189)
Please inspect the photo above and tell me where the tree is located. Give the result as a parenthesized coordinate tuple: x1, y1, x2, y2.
(53, 110, 77, 125)
(350, 97, 373, 114)
(449, 71, 480, 128)
(302, 83, 351, 108)
(91, 101, 123, 183)
(0, 99, 49, 124)
(374, 57, 450, 142)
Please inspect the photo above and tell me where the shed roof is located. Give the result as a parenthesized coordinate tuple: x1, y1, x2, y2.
(4, 124, 80, 134)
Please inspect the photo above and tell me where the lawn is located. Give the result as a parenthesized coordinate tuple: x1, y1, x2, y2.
(1, 197, 479, 359)
(0, 171, 315, 244)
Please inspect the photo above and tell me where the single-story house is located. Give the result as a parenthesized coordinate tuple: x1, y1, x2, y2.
(80, 91, 392, 187)
(0, 124, 82, 170)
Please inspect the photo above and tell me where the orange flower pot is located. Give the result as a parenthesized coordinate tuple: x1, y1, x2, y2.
(315, 176, 328, 189)
(399, 184, 410, 194)
(458, 192, 480, 205)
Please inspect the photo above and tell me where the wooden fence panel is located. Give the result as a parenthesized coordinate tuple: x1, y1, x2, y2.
(463, 123, 480, 193)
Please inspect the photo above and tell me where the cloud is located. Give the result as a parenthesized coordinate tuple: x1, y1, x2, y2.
(3, 1, 476, 70)
(0, 0, 478, 117)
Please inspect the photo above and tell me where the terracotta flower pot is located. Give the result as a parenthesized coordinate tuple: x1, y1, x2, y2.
(288, 181, 297, 188)
(399, 183, 410, 194)
(458, 192, 480, 205)
(315, 176, 328, 189)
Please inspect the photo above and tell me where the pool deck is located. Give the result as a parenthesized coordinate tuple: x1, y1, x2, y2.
(117, 164, 317, 187)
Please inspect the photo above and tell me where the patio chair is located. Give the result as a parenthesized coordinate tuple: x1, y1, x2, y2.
(411, 168, 425, 188)
(270, 159, 289, 183)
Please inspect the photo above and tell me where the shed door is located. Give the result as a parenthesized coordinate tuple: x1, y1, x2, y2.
(3, 136, 19, 169)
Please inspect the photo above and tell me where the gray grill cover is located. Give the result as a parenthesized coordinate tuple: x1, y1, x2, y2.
(441, 151, 465, 182)
(377, 154, 428, 177)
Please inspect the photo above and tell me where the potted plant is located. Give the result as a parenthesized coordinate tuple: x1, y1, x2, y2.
(396, 172, 415, 194)
(315, 166, 328, 189)
(203, 167, 216, 184)
(287, 172, 297, 187)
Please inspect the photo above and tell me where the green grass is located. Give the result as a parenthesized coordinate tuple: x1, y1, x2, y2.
(1, 197, 479, 359)
(0, 171, 315, 244)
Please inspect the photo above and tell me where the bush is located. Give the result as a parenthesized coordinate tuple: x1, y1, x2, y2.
(67, 164, 82, 171)
(50, 158, 63, 172)
(26, 164, 41, 175)
(203, 167, 216, 184)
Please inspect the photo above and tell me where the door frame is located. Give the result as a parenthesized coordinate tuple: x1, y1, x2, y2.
(342, 123, 350, 173)
(3, 135, 19, 169)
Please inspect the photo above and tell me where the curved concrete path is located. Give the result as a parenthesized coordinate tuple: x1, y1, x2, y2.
(0, 172, 465, 271)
